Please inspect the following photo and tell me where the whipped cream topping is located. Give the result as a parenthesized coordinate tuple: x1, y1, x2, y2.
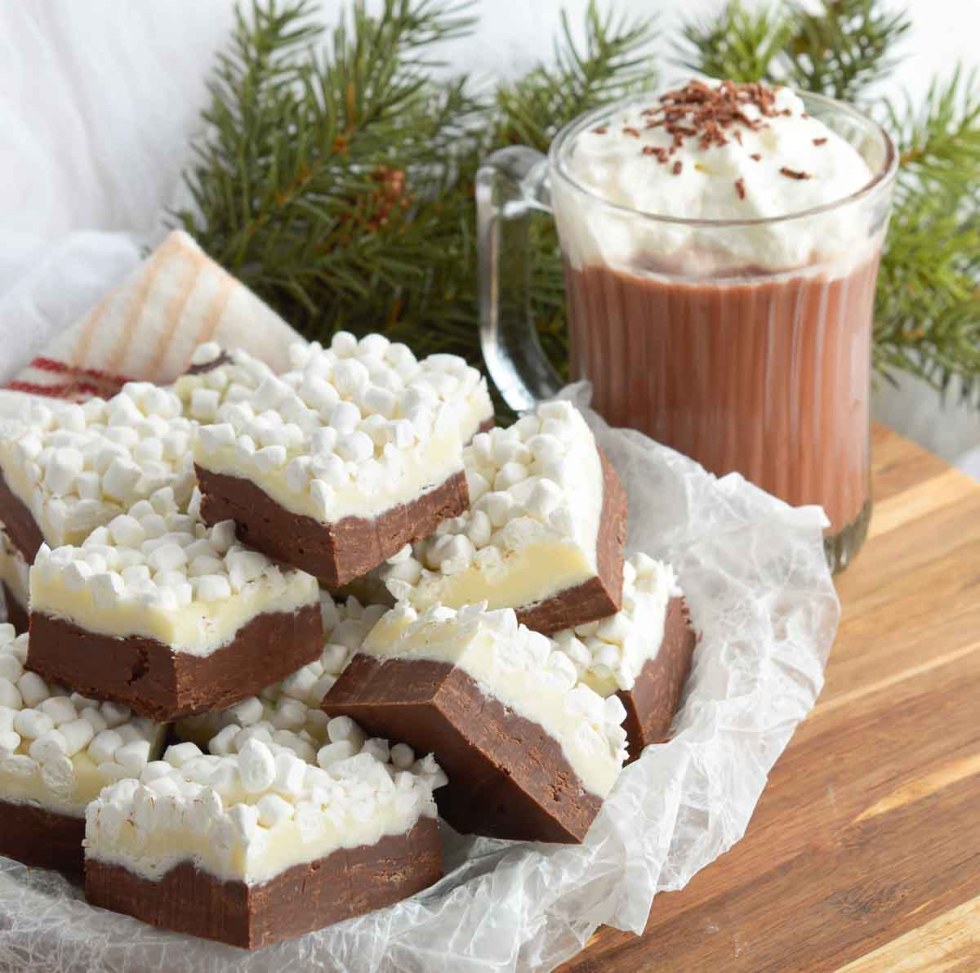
(30, 487, 318, 655)
(553, 554, 682, 697)
(0, 625, 165, 816)
(189, 336, 471, 524)
(0, 528, 29, 615)
(177, 593, 387, 748)
(383, 401, 605, 613)
(556, 79, 880, 273)
(86, 728, 444, 885)
(362, 602, 628, 797)
(0, 387, 196, 553)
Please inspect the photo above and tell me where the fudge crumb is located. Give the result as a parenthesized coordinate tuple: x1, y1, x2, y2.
(780, 166, 812, 180)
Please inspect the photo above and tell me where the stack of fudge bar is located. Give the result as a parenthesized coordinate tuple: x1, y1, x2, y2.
(0, 331, 695, 950)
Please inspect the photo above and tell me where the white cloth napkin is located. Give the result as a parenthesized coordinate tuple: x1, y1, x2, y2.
(3, 231, 299, 404)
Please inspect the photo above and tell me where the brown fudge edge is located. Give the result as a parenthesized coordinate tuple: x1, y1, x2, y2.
(26, 604, 323, 722)
(2, 582, 28, 634)
(0, 799, 84, 873)
(196, 466, 469, 588)
(0, 473, 44, 564)
(516, 450, 627, 635)
(323, 655, 603, 843)
(619, 596, 697, 760)
(84, 817, 443, 949)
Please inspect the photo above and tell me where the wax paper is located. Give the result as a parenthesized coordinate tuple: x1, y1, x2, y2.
(0, 386, 839, 973)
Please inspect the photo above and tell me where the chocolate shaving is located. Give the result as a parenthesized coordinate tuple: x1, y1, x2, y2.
(592, 126, 608, 135)
(734, 178, 746, 200)
(672, 160, 683, 175)
(812, 137, 827, 146)
(780, 166, 812, 180)
(622, 127, 641, 138)
(635, 80, 789, 152)
(750, 153, 762, 161)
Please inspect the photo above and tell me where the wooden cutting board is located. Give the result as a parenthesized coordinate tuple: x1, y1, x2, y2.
(559, 423, 980, 973)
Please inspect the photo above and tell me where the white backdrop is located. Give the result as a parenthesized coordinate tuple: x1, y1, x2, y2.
(0, 0, 975, 472)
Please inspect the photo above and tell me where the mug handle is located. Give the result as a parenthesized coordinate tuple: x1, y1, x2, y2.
(477, 146, 564, 412)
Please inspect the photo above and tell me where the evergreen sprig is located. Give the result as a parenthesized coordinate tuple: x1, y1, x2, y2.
(179, 0, 979, 407)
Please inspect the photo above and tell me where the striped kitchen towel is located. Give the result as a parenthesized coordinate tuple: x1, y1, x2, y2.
(5, 230, 301, 401)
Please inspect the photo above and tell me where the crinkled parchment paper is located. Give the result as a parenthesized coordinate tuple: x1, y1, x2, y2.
(0, 387, 839, 972)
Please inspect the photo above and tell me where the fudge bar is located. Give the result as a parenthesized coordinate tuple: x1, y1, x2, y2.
(0, 624, 165, 872)
(0, 528, 29, 632)
(191, 338, 475, 587)
(0, 385, 196, 563)
(553, 554, 696, 758)
(383, 401, 628, 634)
(323, 602, 628, 843)
(176, 333, 493, 443)
(177, 593, 388, 751)
(27, 487, 322, 721)
(84, 732, 445, 948)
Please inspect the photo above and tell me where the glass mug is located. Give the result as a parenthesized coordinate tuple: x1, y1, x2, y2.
(477, 90, 897, 573)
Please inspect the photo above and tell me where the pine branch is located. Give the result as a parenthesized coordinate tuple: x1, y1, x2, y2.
(876, 69, 980, 403)
(494, 2, 658, 151)
(783, 0, 911, 102)
(678, 1, 792, 83)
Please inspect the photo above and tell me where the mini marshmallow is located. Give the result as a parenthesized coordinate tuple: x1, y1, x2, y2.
(238, 739, 277, 793)
(17, 672, 50, 708)
(115, 739, 152, 772)
(14, 708, 55, 740)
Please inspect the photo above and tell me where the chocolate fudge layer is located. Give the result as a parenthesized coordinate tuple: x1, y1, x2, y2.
(324, 656, 603, 843)
(618, 597, 696, 756)
(86, 817, 441, 949)
(28, 605, 323, 722)
(0, 801, 85, 872)
(517, 453, 627, 634)
(2, 582, 28, 634)
(197, 466, 469, 588)
(0, 473, 44, 563)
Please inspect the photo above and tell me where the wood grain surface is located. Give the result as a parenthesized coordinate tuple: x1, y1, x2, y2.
(559, 424, 980, 973)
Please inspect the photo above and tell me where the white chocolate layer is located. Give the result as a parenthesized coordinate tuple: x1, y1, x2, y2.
(362, 603, 627, 797)
(0, 387, 195, 552)
(553, 554, 682, 697)
(86, 730, 444, 885)
(30, 487, 319, 655)
(188, 334, 492, 523)
(177, 593, 386, 748)
(0, 625, 165, 816)
(384, 401, 605, 613)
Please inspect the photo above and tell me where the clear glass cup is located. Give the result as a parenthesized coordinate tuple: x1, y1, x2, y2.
(477, 90, 897, 573)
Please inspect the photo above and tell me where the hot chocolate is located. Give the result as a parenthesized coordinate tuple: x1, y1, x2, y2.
(550, 80, 895, 566)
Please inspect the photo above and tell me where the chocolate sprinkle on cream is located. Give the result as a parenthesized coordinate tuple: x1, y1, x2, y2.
(622, 127, 641, 138)
(592, 126, 607, 135)
(638, 79, 793, 152)
(750, 153, 762, 161)
(734, 177, 746, 200)
(672, 160, 683, 175)
(779, 166, 812, 180)
(813, 137, 828, 146)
